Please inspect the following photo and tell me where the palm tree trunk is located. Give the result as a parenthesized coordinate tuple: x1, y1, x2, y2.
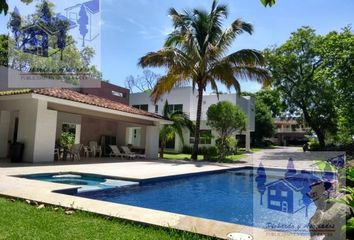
(191, 87, 204, 160)
(160, 141, 165, 159)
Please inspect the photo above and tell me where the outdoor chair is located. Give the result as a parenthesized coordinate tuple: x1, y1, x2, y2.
(121, 146, 145, 159)
(109, 145, 135, 159)
(83, 146, 93, 158)
(68, 144, 83, 161)
(89, 141, 102, 157)
(54, 148, 61, 160)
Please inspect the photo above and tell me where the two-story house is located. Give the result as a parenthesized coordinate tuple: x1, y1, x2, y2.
(129, 87, 255, 152)
(269, 118, 309, 146)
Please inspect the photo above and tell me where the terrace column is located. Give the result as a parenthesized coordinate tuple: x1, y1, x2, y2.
(17, 99, 57, 163)
(0, 111, 10, 158)
(32, 100, 58, 162)
(245, 130, 251, 152)
(145, 124, 159, 160)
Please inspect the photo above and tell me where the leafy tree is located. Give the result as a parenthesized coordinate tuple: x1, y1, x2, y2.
(139, 0, 270, 160)
(207, 101, 246, 160)
(264, 27, 338, 149)
(254, 88, 284, 117)
(78, 5, 88, 47)
(253, 98, 275, 145)
(0, 35, 8, 66)
(242, 91, 276, 145)
(160, 100, 194, 159)
(261, 0, 276, 7)
(317, 27, 354, 144)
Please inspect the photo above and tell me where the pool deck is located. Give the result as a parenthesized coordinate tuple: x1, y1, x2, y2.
(0, 147, 343, 239)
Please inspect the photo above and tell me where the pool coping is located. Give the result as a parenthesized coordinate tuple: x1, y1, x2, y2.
(0, 165, 312, 240)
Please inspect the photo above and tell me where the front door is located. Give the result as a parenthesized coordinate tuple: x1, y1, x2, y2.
(282, 201, 288, 212)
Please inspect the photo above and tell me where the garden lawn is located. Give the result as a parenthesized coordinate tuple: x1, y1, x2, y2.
(162, 153, 248, 162)
(0, 198, 213, 240)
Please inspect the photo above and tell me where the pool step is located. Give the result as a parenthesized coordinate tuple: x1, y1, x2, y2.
(78, 179, 139, 193)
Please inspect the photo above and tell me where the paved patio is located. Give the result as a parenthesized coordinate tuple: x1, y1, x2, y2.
(0, 147, 343, 239)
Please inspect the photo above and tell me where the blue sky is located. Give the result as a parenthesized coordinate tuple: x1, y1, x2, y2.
(1, 0, 354, 92)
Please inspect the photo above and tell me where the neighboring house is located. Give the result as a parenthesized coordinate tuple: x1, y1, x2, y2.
(269, 118, 309, 146)
(130, 87, 255, 152)
(0, 69, 169, 163)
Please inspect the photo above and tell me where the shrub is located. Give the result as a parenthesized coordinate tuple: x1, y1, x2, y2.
(59, 132, 75, 149)
(308, 139, 321, 151)
(182, 145, 192, 154)
(207, 146, 218, 157)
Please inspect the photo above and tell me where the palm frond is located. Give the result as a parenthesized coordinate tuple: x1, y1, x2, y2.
(233, 66, 271, 85)
(209, 62, 242, 93)
(224, 49, 265, 66)
(214, 19, 254, 56)
(150, 73, 189, 103)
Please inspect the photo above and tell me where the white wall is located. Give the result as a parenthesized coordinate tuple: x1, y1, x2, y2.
(130, 87, 255, 127)
(0, 98, 57, 162)
(145, 124, 159, 159)
(0, 111, 10, 158)
(130, 87, 195, 118)
(32, 100, 57, 162)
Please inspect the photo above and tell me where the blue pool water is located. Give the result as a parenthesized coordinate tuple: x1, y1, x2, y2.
(23, 167, 332, 235)
(75, 168, 325, 235)
(23, 173, 138, 192)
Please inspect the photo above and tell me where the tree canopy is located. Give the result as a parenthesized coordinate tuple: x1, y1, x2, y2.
(265, 26, 354, 148)
(253, 98, 275, 145)
(207, 101, 246, 159)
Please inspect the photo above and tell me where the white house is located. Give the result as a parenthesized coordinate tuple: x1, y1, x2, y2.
(130, 87, 255, 152)
(0, 63, 175, 165)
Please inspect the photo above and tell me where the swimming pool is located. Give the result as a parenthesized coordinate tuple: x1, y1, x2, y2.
(75, 167, 327, 235)
(23, 167, 333, 235)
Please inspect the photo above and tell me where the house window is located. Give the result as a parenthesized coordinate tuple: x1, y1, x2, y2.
(155, 105, 158, 114)
(112, 91, 124, 97)
(168, 104, 183, 113)
(69, 12, 78, 22)
(132, 104, 148, 111)
(189, 130, 212, 144)
(270, 190, 276, 196)
(270, 200, 281, 207)
(281, 191, 288, 197)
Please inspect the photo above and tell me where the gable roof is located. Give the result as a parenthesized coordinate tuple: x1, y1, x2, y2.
(266, 172, 321, 192)
(0, 88, 164, 120)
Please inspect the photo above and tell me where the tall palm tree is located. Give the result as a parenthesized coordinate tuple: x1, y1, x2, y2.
(139, 0, 271, 160)
(159, 100, 194, 159)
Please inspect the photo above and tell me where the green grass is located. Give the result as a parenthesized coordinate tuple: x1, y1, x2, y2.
(0, 198, 213, 240)
(162, 153, 204, 161)
(162, 152, 248, 162)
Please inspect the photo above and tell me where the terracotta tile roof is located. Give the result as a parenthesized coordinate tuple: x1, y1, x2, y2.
(0, 88, 164, 120)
